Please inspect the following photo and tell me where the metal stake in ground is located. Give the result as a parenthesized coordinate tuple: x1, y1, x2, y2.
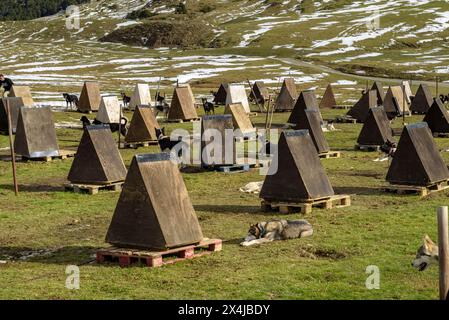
(437, 206, 449, 300)
(6, 100, 19, 195)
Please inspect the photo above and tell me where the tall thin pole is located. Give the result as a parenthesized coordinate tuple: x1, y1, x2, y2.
(268, 99, 276, 130)
(438, 206, 449, 300)
(6, 100, 18, 196)
(264, 95, 271, 131)
(436, 77, 439, 97)
(118, 103, 122, 149)
(402, 84, 405, 127)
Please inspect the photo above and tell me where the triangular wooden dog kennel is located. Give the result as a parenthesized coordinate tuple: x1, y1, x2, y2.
(129, 84, 152, 111)
(250, 81, 270, 105)
(294, 109, 329, 155)
(201, 114, 235, 166)
(347, 90, 377, 122)
(275, 78, 298, 111)
(357, 107, 393, 146)
(14, 107, 59, 158)
(9, 85, 34, 107)
(260, 130, 335, 202)
(423, 98, 449, 135)
(288, 90, 320, 125)
(78, 81, 101, 113)
(168, 86, 198, 121)
(386, 122, 449, 186)
(213, 83, 229, 105)
(96, 96, 121, 124)
(125, 105, 160, 143)
(226, 84, 250, 113)
(319, 84, 337, 109)
(0, 97, 25, 134)
(371, 81, 385, 106)
(224, 103, 254, 135)
(383, 86, 409, 118)
(105, 153, 204, 250)
(68, 125, 127, 185)
(411, 84, 433, 114)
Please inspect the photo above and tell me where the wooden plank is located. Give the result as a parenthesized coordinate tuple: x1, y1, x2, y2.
(20, 149, 76, 162)
(203, 164, 250, 173)
(96, 239, 222, 268)
(383, 180, 449, 197)
(64, 181, 124, 194)
(319, 151, 341, 159)
(332, 105, 351, 109)
(334, 116, 358, 124)
(437, 207, 449, 300)
(355, 144, 381, 152)
(122, 141, 158, 149)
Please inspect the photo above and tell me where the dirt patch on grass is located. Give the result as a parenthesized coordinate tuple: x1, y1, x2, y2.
(100, 20, 214, 49)
(296, 245, 358, 260)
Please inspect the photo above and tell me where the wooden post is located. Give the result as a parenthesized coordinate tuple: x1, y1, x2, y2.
(436, 77, 439, 97)
(402, 84, 406, 127)
(438, 206, 449, 300)
(6, 100, 19, 196)
(118, 104, 122, 149)
(268, 98, 276, 130)
(265, 95, 271, 131)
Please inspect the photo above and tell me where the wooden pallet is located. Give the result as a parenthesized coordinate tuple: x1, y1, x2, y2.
(261, 194, 351, 214)
(334, 116, 358, 124)
(121, 141, 158, 149)
(383, 180, 449, 197)
(96, 238, 222, 268)
(166, 118, 201, 123)
(64, 181, 124, 195)
(433, 132, 449, 138)
(319, 151, 341, 159)
(203, 163, 251, 173)
(332, 105, 352, 110)
(20, 149, 76, 162)
(355, 144, 381, 152)
(391, 128, 403, 136)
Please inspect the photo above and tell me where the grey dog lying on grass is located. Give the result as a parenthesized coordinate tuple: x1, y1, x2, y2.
(240, 219, 313, 246)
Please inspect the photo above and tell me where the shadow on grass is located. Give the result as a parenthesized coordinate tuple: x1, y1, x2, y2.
(253, 122, 287, 129)
(333, 186, 381, 196)
(0, 184, 64, 193)
(194, 204, 272, 215)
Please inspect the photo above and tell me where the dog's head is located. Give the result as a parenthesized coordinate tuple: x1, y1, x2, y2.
(155, 127, 166, 139)
(80, 116, 90, 125)
(62, 93, 69, 98)
(412, 235, 439, 271)
(244, 223, 263, 242)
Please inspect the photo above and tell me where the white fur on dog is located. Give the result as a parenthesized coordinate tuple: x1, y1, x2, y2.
(239, 181, 263, 194)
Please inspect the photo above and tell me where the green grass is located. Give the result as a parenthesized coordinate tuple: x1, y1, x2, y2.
(0, 103, 445, 300)
(0, 0, 447, 300)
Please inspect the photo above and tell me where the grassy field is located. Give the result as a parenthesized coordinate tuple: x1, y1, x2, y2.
(0, 0, 448, 300)
(0, 103, 446, 300)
